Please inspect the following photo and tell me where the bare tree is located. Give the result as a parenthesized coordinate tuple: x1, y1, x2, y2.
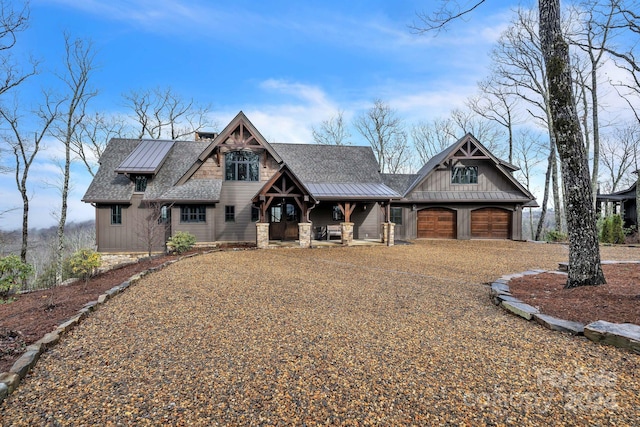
(0, 0, 36, 98)
(599, 126, 639, 193)
(51, 33, 97, 284)
(0, 94, 59, 263)
(312, 110, 352, 145)
(353, 99, 409, 173)
(414, 0, 606, 287)
(135, 202, 171, 256)
(490, 7, 564, 235)
(540, 0, 605, 286)
(468, 77, 520, 162)
(411, 118, 457, 164)
(71, 112, 127, 176)
(512, 129, 546, 239)
(123, 86, 213, 140)
(568, 0, 618, 207)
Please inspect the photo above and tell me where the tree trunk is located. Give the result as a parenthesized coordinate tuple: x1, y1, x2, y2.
(539, 0, 605, 288)
(535, 145, 554, 241)
(56, 141, 71, 284)
(550, 143, 563, 232)
(636, 172, 640, 232)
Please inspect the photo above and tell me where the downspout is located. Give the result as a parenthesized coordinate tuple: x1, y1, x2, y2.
(306, 200, 319, 223)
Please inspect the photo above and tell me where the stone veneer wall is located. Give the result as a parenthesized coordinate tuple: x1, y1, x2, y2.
(256, 223, 269, 249)
(341, 222, 354, 246)
(298, 223, 311, 248)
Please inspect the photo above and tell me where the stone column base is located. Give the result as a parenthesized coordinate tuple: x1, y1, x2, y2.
(256, 223, 270, 249)
(386, 222, 395, 246)
(341, 222, 354, 246)
(298, 222, 312, 248)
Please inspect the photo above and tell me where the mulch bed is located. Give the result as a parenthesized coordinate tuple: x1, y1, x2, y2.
(508, 263, 640, 325)
(0, 254, 181, 373)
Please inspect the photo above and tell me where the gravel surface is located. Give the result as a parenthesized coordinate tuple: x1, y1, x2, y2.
(2, 240, 639, 425)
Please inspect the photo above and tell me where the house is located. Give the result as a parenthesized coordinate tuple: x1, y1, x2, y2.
(597, 182, 638, 229)
(82, 112, 536, 252)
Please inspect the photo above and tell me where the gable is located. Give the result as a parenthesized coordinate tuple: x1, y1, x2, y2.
(177, 111, 282, 185)
(403, 133, 535, 202)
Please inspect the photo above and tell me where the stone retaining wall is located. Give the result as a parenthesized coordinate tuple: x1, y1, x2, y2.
(0, 253, 204, 404)
(491, 263, 640, 354)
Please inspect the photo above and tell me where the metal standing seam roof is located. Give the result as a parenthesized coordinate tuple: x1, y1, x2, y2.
(406, 191, 532, 202)
(306, 182, 400, 199)
(114, 140, 175, 175)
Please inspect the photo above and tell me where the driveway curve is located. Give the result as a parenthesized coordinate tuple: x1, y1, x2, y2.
(2, 240, 639, 425)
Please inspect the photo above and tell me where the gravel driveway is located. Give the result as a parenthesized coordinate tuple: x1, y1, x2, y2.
(2, 240, 639, 425)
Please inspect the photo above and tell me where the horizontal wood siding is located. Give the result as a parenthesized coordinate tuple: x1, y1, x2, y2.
(171, 205, 216, 243)
(309, 202, 381, 239)
(215, 181, 264, 242)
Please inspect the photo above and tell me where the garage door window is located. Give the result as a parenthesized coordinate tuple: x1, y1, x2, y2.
(452, 166, 478, 184)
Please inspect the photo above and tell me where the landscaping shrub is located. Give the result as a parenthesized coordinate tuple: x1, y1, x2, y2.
(611, 215, 625, 244)
(600, 216, 613, 243)
(599, 215, 625, 244)
(33, 258, 75, 291)
(68, 249, 102, 286)
(0, 255, 34, 302)
(544, 229, 567, 242)
(167, 231, 196, 254)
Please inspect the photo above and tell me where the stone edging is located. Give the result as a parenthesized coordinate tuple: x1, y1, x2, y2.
(490, 262, 640, 355)
(0, 252, 206, 404)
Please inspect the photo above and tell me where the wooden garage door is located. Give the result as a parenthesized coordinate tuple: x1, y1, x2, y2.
(417, 208, 456, 239)
(471, 208, 511, 239)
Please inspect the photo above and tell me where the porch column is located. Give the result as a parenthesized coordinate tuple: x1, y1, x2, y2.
(381, 222, 389, 244)
(256, 222, 270, 249)
(341, 222, 354, 246)
(386, 222, 395, 247)
(298, 222, 312, 248)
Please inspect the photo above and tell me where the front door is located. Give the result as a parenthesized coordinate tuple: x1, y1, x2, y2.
(269, 201, 299, 241)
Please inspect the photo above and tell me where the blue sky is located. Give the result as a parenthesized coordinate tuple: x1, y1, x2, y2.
(1, 0, 534, 230)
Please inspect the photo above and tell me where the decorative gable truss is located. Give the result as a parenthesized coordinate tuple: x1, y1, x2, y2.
(177, 111, 282, 185)
(252, 165, 317, 222)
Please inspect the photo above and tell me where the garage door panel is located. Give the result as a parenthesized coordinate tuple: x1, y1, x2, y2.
(471, 208, 511, 239)
(417, 208, 456, 239)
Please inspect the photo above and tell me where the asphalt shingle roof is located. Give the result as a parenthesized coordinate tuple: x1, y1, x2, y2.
(270, 143, 383, 183)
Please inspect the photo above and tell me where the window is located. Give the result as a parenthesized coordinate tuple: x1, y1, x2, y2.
(111, 205, 122, 225)
(225, 205, 235, 222)
(332, 205, 344, 221)
(180, 205, 206, 223)
(390, 207, 403, 225)
(251, 206, 260, 222)
(451, 166, 478, 184)
(225, 151, 259, 181)
(158, 205, 169, 224)
(134, 175, 148, 192)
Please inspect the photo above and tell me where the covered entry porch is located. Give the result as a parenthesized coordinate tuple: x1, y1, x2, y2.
(252, 166, 400, 248)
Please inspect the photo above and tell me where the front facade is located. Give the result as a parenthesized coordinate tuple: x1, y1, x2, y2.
(384, 134, 536, 241)
(82, 112, 536, 252)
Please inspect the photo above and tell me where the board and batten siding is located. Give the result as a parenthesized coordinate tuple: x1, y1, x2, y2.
(412, 160, 516, 195)
(96, 194, 167, 252)
(395, 203, 522, 240)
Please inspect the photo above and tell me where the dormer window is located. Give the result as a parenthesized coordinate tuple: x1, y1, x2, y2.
(134, 175, 148, 192)
(225, 151, 259, 181)
(452, 166, 478, 184)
